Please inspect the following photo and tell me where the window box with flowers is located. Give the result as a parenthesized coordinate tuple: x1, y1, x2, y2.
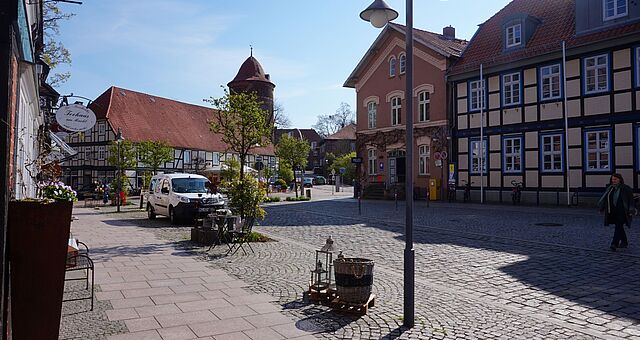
(8, 182, 77, 340)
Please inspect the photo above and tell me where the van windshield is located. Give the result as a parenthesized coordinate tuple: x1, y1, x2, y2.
(171, 178, 209, 194)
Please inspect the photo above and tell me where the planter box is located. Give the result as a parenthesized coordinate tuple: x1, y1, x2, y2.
(190, 227, 218, 245)
(8, 200, 73, 340)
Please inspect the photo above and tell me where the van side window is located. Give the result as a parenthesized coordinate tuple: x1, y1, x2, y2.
(149, 179, 157, 192)
(161, 180, 170, 194)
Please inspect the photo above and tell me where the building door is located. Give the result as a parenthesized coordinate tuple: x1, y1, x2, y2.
(396, 157, 406, 183)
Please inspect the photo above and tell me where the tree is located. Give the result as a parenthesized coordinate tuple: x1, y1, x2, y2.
(107, 140, 137, 196)
(137, 140, 173, 175)
(273, 100, 291, 129)
(277, 162, 294, 184)
(275, 134, 310, 197)
(312, 102, 355, 137)
(43, 2, 74, 87)
(329, 152, 357, 184)
(206, 87, 272, 183)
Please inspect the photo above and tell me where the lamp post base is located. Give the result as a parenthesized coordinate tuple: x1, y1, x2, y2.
(403, 247, 415, 328)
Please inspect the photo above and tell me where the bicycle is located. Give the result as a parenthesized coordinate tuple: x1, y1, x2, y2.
(511, 180, 523, 205)
(461, 180, 473, 203)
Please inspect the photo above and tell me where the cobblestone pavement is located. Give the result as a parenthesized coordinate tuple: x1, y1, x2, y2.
(196, 199, 640, 339)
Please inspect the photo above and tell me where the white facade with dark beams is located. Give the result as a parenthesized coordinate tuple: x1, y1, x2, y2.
(448, 0, 640, 204)
(61, 87, 275, 191)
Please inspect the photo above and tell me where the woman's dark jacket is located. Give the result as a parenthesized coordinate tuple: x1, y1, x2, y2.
(599, 184, 634, 226)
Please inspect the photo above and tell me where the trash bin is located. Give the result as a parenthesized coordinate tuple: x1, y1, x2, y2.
(333, 258, 374, 304)
(305, 188, 311, 198)
(429, 179, 441, 201)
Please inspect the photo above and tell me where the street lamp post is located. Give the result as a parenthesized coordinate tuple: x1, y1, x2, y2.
(115, 128, 124, 212)
(361, 0, 414, 328)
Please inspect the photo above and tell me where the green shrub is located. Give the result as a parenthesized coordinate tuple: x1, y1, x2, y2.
(264, 196, 281, 203)
(285, 196, 310, 202)
(245, 231, 272, 242)
(275, 178, 287, 187)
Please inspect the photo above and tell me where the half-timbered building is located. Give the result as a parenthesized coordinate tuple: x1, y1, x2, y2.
(448, 0, 640, 204)
(61, 86, 276, 191)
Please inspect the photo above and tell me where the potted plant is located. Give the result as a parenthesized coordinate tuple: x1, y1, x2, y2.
(8, 181, 77, 340)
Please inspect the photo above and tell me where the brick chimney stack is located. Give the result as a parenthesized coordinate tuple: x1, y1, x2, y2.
(443, 26, 455, 40)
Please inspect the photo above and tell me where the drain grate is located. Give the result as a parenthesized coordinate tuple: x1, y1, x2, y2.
(534, 222, 564, 227)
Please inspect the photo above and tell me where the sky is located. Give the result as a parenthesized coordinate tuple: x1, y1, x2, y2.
(54, 0, 512, 129)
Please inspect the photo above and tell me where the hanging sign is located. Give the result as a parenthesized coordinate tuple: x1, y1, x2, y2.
(56, 104, 97, 132)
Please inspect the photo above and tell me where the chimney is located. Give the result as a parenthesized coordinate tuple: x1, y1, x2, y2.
(443, 26, 455, 40)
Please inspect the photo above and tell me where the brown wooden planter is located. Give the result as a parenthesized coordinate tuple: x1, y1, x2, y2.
(8, 200, 73, 340)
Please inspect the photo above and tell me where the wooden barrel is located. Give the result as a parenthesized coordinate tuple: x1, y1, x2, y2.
(333, 258, 374, 304)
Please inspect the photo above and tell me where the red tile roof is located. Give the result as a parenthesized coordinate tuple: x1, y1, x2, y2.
(89, 86, 274, 155)
(228, 56, 274, 85)
(325, 124, 356, 141)
(450, 0, 640, 74)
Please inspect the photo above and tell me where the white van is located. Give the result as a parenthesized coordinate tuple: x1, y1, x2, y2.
(147, 173, 224, 224)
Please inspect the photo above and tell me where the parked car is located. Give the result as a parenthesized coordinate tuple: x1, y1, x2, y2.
(76, 183, 98, 200)
(303, 177, 314, 188)
(147, 173, 224, 224)
(313, 176, 326, 185)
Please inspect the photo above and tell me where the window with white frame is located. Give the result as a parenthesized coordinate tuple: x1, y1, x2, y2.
(470, 138, 487, 174)
(584, 54, 609, 94)
(503, 72, 521, 106)
(418, 145, 430, 175)
(506, 24, 522, 48)
(541, 134, 563, 172)
(585, 130, 610, 171)
(391, 97, 401, 125)
(540, 64, 561, 100)
(603, 0, 628, 20)
(183, 150, 191, 164)
(98, 146, 106, 161)
(469, 80, 485, 111)
(503, 136, 522, 173)
(311, 142, 317, 149)
(98, 122, 105, 134)
(399, 53, 406, 74)
(636, 47, 640, 87)
(389, 57, 396, 77)
(418, 91, 430, 122)
(368, 149, 376, 175)
(367, 101, 377, 129)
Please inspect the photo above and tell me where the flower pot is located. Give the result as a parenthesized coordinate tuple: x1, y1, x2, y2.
(8, 200, 73, 340)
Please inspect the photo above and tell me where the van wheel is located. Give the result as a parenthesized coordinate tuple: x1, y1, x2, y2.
(169, 206, 178, 225)
(147, 203, 156, 219)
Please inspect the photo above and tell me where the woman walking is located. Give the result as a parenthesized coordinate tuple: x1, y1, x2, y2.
(598, 173, 634, 251)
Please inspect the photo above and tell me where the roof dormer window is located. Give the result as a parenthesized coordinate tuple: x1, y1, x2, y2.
(603, 0, 627, 21)
(506, 24, 522, 48)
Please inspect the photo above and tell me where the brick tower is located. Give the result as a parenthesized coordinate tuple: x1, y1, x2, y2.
(227, 52, 276, 125)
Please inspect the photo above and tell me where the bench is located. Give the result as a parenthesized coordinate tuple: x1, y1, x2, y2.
(63, 239, 94, 310)
(572, 190, 604, 206)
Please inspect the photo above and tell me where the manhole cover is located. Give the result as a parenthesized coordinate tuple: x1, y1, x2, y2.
(534, 222, 564, 227)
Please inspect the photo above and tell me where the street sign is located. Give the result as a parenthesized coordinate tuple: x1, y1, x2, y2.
(435, 159, 443, 167)
(254, 161, 264, 171)
(331, 169, 336, 175)
(351, 157, 363, 164)
(440, 151, 448, 160)
(433, 152, 442, 160)
(339, 167, 346, 174)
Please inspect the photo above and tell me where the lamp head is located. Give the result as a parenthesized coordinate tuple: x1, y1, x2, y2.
(360, 0, 398, 28)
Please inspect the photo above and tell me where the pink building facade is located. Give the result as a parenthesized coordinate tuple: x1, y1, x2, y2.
(344, 24, 466, 199)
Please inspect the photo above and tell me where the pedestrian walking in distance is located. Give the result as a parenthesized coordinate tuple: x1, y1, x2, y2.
(598, 173, 634, 251)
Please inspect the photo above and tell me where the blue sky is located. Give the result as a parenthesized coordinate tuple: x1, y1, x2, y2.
(55, 0, 511, 129)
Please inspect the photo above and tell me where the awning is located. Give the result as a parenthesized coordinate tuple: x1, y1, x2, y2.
(48, 131, 78, 161)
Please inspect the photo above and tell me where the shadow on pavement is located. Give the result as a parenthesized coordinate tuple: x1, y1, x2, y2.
(262, 199, 640, 323)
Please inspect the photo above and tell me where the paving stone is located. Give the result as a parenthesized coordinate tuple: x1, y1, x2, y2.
(189, 317, 255, 337)
(243, 327, 285, 340)
(124, 317, 161, 332)
(155, 310, 218, 328)
(156, 325, 198, 340)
